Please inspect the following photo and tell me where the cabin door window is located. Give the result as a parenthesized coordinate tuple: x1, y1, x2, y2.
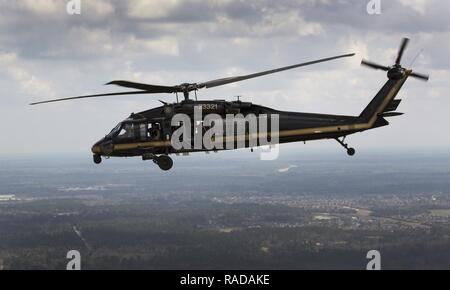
(139, 123, 148, 141)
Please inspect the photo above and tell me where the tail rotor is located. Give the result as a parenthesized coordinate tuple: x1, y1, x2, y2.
(361, 38, 429, 82)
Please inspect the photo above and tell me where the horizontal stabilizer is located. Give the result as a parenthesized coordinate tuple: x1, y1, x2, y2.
(378, 112, 404, 117)
(384, 99, 402, 113)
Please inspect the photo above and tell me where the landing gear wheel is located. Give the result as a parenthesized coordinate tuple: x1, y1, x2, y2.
(335, 137, 356, 157)
(347, 148, 356, 156)
(93, 154, 102, 164)
(155, 155, 173, 171)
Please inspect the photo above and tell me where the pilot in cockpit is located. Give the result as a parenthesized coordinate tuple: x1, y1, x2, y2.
(148, 123, 161, 140)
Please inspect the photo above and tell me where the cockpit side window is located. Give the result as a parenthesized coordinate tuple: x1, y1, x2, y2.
(139, 123, 148, 141)
(118, 123, 135, 139)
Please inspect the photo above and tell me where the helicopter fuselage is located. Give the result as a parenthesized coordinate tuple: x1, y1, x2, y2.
(91, 98, 388, 158)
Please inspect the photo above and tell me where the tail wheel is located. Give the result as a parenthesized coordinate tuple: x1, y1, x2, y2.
(155, 155, 173, 171)
(347, 148, 356, 156)
(335, 137, 356, 157)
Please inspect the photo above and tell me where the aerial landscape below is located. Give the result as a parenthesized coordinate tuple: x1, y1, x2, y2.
(1, 150, 450, 270)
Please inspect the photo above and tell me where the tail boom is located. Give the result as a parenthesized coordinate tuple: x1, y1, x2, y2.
(357, 70, 411, 130)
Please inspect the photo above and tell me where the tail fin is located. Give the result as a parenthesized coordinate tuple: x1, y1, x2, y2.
(359, 75, 409, 123)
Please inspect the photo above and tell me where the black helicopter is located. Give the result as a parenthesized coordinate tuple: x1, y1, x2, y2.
(31, 38, 428, 171)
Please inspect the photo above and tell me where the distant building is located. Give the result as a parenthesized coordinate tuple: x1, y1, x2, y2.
(0, 195, 17, 201)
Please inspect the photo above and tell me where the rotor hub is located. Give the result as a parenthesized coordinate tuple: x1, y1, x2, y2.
(387, 67, 405, 80)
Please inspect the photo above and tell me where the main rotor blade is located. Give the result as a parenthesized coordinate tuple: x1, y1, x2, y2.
(361, 60, 390, 71)
(30, 91, 154, 105)
(31, 53, 356, 105)
(106, 80, 180, 93)
(395, 38, 410, 65)
(410, 71, 430, 81)
(199, 53, 355, 89)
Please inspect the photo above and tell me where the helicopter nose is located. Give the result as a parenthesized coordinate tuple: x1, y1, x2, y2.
(91, 144, 102, 154)
(91, 138, 105, 154)
(92, 138, 115, 155)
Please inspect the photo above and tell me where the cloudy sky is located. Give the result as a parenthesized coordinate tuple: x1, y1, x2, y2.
(0, 0, 449, 155)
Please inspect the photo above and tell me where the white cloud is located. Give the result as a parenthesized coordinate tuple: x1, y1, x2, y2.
(64, 27, 179, 56)
(10, 0, 60, 15)
(136, 37, 180, 56)
(0, 52, 55, 98)
(127, 0, 180, 19)
(213, 9, 323, 38)
(398, 0, 428, 15)
(0, 0, 115, 18)
(84, 0, 115, 16)
(262, 11, 323, 37)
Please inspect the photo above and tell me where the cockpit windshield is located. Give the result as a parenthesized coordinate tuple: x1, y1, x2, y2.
(106, 120, 162, 141)
(107, 123, 122, 137)
(106, 122, 138, 140)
